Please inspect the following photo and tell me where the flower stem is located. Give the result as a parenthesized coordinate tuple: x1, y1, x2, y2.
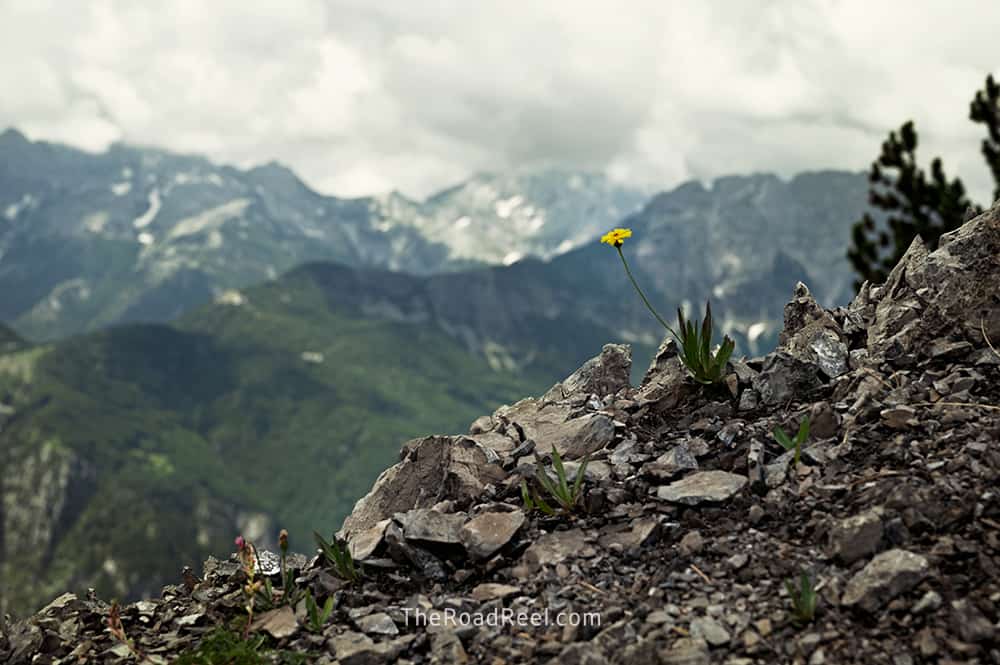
(616, 246, 678, 338)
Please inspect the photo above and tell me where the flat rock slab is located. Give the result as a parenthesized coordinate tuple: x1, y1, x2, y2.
(471, 583, 522, 602)
(656, 471, 748, 505)
(355, 612, 398, 636)
(598, 516, 663, 551)
(349, 519, 390, 561)
(520, 529, 595, 569)
(395, 509, 467, 545)
(841, 548, 930, 612)
(826, 508, 884, 565)
(459, 510, 526, 560)
(251, 606, 297, 639)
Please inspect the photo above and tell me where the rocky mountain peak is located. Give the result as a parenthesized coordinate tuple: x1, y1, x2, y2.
(4, 208, 998, 663)
(0, 127, 28, 146)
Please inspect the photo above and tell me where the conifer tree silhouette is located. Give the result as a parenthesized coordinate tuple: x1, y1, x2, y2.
(849, 74, 1000, 288)
(969, 74, 1000, 203)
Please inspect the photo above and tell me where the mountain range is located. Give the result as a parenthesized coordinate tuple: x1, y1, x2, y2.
(0, 128, 645, 341)
(0, 130, 875, 616)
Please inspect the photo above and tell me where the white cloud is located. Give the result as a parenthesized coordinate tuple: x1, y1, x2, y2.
(1, 0, 998, 202)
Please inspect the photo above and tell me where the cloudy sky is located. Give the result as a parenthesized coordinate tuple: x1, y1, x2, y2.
(2, 0, 998, 201)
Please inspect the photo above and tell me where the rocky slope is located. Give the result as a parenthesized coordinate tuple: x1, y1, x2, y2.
(5, 197, 998, 662)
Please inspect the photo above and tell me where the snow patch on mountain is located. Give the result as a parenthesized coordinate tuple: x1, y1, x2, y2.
(168, 198, 251, 241)
(133, 189, 161, 229)
(83, 212, 109, 234)
(4, 194, 36, 221)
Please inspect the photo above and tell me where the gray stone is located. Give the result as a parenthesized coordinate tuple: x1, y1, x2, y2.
(638, 338, 695, 409)
(496, 399, 616, 460)
(865, 205, 1000, 359)
(598, 516, 663, 551)
(912, 590, 942, 614)
(881, 405, 918, 429)
(559, 460, 612, 483)
(348, 519, 389, 561)
(430, 629, 468, 664)
(251, 606, 297, 639)
(383, 521, 448, 581)
(459, 510, 526, 560)
(546, 413, 616, 459)
(949, 599, 995, 643)
(809, 402, 839, 439)
(471, 583, 521, 601)
(738, 389, 760, 411)
(827, 508, 884, 564)
(341, 435, 505, 538)
(689, 616, 731, 647)
(355, 612, 398, 636)
(841, 549, 930, 611)
(520, 529, 595, 569)
(658, 638, 710, 665)
(752, 352, 823, 405)
(647, 443, 699, 480)
(543, 343, 632, 402)
(550, 642, 609, 665)
(678, 530, 705, 556)
(657, 471, 748, 505)
(764, 452, 794, 489)
(395, 509, 467, 545)
(328, 631, 411, 665)
(777, 283, 850, 378)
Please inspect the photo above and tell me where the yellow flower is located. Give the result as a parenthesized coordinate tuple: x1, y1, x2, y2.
(600, 227, 632, 247)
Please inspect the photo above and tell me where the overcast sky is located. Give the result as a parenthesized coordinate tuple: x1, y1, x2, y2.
(2, 1, 998, 202)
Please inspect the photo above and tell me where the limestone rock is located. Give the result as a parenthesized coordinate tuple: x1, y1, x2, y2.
(752, 351, 824, 405)
(841, 549, 930, 611)
(459, 509, 526, 560)
(646, 443, 699, 480)
(657, 471, 748, 505)
(495, 398, 616, 459)
(395, 509, 467, 545)
(826, 508, 885, 564)
(520, 529, 595, 569)
(348, 520, 390, 561)
(341, 435, 504, 538)
(690, 616, 731, 647)
(778, 283, 849, 378)
(543, 343, 632, 402)
(865, 205, 1000, 360)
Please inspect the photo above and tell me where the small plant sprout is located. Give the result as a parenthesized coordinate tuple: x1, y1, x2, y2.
(601, 228, 735, 385)
(521, 449, 589, 515)
(278, 529, 303, 606)
(773, 416, 811, 467)
(785, 569, 819, 624)
(236, 535, 263, 639)
(107, 600, 148, 661)
(313, 531, 360, 583)
(676, 302, 736, 385)
(304, 590, 335, 633)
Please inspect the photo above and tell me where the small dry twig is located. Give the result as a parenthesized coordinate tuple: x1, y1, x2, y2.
(982, 318, 1000, 360)
(107, 601, 148, 662)
(690, 564, 713, 585)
